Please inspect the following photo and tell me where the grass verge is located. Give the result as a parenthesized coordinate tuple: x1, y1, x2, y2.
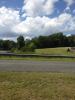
(0, 72, 75, 100)
(0, 56, 75, 62)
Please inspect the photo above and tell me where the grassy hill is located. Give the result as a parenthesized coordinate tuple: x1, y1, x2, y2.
(35, 47, 75, 56)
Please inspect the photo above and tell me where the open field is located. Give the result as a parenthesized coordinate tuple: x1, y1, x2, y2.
(4, 47, 75, 56)
(0, 47, 75, 62)
(35, 47, 75, 56)
(0, 72, 75, 100)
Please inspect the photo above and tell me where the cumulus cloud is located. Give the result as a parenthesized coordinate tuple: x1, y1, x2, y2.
(22, 0, 58, 17)
(13, 13, 75, 38)
(0, 0, 75, 40)
(0, 6, 20, 38)
(64, 0, 75, 6)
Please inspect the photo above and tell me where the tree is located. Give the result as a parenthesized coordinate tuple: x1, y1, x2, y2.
(0, 40, 3, 50)
(17, 36, 25, 50)
(27, 42, 36, 52)
(31, 32, 74, 48)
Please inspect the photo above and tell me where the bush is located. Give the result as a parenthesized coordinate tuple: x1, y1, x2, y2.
(21, 42, 36, 52)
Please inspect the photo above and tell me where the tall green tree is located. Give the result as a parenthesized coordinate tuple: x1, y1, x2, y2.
(17, 36, 25, 50)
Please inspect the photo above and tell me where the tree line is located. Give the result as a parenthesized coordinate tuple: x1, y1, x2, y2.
(0, 32, 75, 52)
(32, 32, 75, 48)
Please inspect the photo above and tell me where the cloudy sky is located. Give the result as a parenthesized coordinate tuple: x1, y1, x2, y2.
(0, 0, 75, 40)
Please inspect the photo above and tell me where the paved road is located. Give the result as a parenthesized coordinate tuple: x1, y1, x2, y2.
(0, 60, 75, 72)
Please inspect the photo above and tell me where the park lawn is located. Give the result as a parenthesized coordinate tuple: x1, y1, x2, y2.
(35, 47, 75, 56)
(0, 72, 75, 100)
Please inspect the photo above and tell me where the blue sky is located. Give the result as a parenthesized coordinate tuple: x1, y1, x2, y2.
(0, 0, 75, 40)
(0, 0, 23, 9)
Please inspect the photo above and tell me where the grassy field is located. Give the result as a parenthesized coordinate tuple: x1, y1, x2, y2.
(0, 72, 75, 100)
(12, 47, 75, 56)
(35, 47, 75, 56)
(0, 47, 75, 62)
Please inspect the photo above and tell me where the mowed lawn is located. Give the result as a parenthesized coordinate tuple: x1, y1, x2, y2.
(0, 72, 75, 100)
(35, 47, 75, 56)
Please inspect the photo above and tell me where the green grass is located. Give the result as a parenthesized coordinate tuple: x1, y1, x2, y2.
(35, 47, 75, 56)
(0, 56, 75, 62)
(0, 72, 75, 100)
(0, 47, 75, 62)
(13, 47, 75, 56)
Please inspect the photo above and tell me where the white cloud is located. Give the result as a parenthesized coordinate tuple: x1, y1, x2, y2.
(22, 0, 58, 17)
(0, 6, 20, 38)
(64, 0, 75, 6)
(66, 34, 71, 37)
(13, 13, 75, 38)
(64, 6, 71, 13)
(0, 2, 75, 40)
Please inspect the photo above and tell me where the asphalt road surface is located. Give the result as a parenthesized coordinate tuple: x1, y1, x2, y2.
(0, 60, 75, 72)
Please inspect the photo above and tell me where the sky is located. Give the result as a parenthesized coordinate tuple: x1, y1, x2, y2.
(0, 0, 75, 40)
